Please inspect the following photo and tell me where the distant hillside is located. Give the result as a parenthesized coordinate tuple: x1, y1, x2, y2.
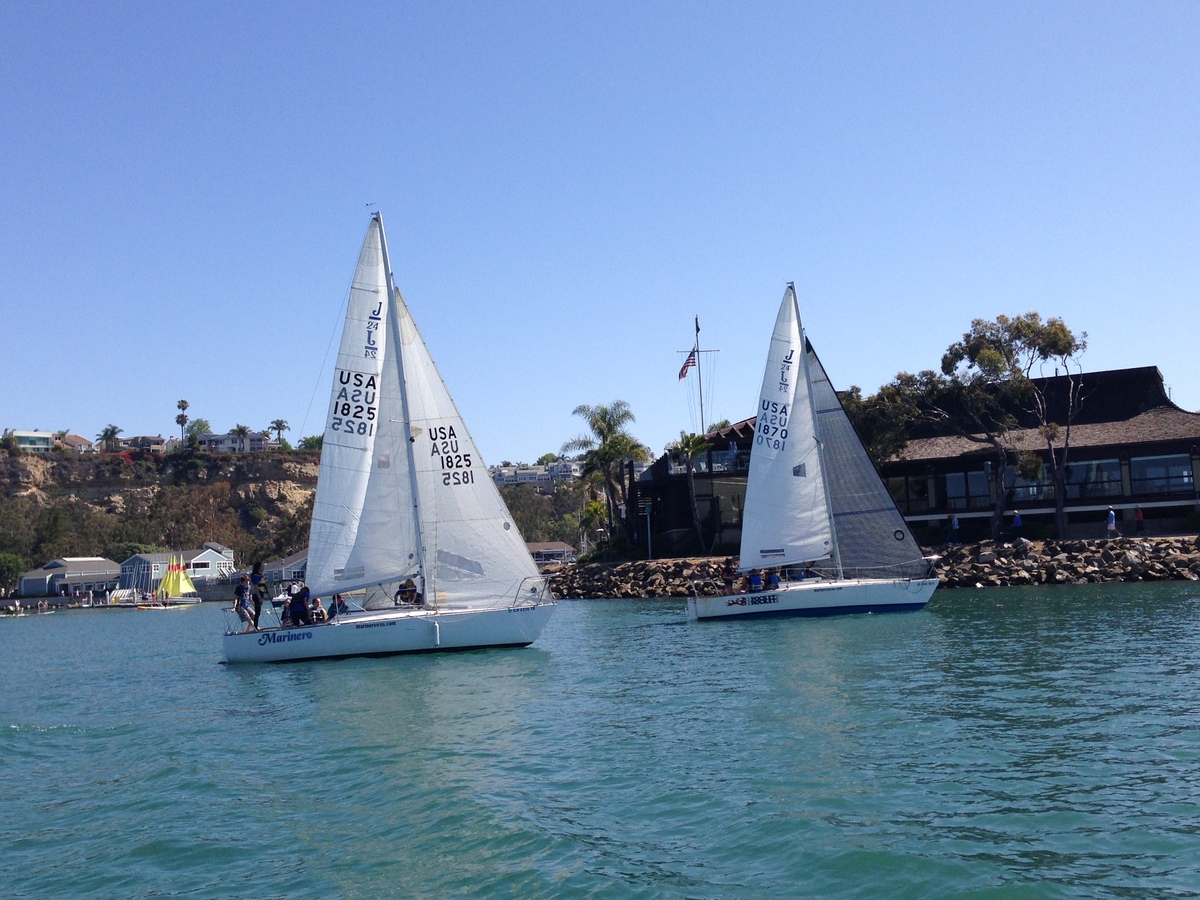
(0, 449, 319, 574)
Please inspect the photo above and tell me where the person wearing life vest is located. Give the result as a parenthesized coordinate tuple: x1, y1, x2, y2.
(288, 585, 312, 626)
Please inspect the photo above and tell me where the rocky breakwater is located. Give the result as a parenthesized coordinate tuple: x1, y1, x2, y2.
(543, 534, 1200, 599)
(545, 558, 730, 599)
(934, 535, 1200, 588)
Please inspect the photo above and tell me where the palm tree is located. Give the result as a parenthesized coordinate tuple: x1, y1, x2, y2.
(670, 431, 713, 553)
(231, 424, 251, 453)
(577, 499, 606, 554)
(97, 424, 122, 453)
(176, 400, 189, 441)
(561, 401, 650, 546)
(270, 419, 290, 443)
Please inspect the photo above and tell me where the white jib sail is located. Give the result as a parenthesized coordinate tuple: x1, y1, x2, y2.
(738, 284, 834, 571)
(304, 218, 400, 596)
(394, 285, 542, 609)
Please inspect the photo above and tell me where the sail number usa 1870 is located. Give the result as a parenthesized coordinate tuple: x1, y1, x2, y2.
(756, 400, 789, 450)
(429, 425, 474, 486)
(330, 370, 378, 436)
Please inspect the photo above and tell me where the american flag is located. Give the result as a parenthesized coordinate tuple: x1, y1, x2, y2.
(678, 349, 697, 380)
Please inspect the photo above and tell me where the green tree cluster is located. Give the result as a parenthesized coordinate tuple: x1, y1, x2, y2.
(849, 312, 1087, 540)
(561, 401, 650, 549)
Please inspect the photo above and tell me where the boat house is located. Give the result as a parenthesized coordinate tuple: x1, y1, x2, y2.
(118, 543, 237, 593)
(19, 558, 121, 598)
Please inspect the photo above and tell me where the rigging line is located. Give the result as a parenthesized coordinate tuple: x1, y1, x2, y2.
(298, 253, 359, 440)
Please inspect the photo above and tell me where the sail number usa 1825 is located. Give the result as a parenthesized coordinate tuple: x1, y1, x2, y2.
(429, 425, 474, 486)
(330, 370, 378, 436)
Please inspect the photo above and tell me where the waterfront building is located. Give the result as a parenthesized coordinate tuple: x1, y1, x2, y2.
(19, 558, 121, 598)
(638, 365, 1200, 555)
(118, 543, 237, 592)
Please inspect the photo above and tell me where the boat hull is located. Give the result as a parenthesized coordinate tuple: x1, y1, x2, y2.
(222, 603, 556, 663)
(687, 577, 938, 621)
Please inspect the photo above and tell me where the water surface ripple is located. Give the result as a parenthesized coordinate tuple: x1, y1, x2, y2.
(3, 582, 1199, 897)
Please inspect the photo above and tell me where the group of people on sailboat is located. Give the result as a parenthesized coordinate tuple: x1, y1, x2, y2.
(231, 576, 350, 633)
(718, 560, 822, 596)
(281, 584, 348, 627)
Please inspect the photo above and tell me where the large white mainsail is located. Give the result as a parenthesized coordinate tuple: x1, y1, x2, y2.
(306, 213, 538, 606)
(305, 217, 417, 596)
(738, 284, 834, 571)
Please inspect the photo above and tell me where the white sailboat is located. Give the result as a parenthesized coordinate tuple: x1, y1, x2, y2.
(223, 213, 555, 663)
(687, 284, 938, 621)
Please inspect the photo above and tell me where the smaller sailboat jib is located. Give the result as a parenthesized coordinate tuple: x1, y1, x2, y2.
(738, 285, 834, 571)
(223, 213, 554, 663)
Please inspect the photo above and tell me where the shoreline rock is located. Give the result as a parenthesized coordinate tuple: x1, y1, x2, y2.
(544, 535, 1200, 599)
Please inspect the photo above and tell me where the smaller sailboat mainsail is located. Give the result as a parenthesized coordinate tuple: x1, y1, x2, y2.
(738, 284, 834, 571)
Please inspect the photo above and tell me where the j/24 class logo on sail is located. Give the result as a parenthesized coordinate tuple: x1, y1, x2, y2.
(429, 425, 475, 486)
(756, 400, 789, 451)
(330, 370, 378, 436)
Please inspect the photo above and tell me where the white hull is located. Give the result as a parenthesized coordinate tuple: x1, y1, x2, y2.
(687, 577, 938, 621)
(223, 602, 556, 663)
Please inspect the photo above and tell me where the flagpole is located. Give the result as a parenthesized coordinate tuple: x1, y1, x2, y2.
(694, 316, 705, 434)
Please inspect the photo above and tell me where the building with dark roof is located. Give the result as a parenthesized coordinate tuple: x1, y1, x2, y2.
(635, 365, 1199, 555)
(881, 366, 1200, 542)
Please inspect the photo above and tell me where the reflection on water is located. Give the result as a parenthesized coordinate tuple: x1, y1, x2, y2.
(2, 585, 1200, 897)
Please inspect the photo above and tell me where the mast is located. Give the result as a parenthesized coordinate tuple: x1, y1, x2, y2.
(374, 212, 429, 596)
(792, 283, 844, 579)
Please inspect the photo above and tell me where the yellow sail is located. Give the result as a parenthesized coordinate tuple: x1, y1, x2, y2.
(159, 554, 200, 602)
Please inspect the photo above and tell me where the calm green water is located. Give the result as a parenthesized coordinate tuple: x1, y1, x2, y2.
(3, 583, 1200, 898)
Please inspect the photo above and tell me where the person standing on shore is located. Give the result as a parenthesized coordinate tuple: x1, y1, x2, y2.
(1106, 506, 1121, 538)
(1011, 510, 1023, 539)
(1135, 506, 1145, 534)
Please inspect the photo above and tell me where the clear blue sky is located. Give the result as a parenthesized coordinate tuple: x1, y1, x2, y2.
(3, 2, 1197, 464)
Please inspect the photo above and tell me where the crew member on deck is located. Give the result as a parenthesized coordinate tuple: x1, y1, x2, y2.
(395, 578, 419, 606)
(288, 586, 312, 627)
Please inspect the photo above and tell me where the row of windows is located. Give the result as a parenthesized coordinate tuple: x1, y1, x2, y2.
(889, 454, 1195, 512)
